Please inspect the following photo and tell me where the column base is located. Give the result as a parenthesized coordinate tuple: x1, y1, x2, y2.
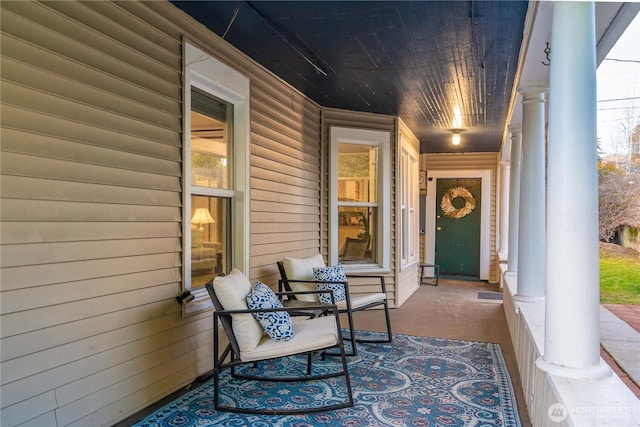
(536, 357, 612, 380)
(513, 294, 545, 303)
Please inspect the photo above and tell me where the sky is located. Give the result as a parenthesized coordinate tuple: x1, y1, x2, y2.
(597, 12, 640, 155)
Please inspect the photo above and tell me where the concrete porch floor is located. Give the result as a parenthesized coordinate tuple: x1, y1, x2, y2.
(354, 280, 533, 426)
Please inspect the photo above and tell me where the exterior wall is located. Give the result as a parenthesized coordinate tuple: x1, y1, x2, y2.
(0, 2, 426, 425)
(0, 1, 322, 426)
(420, 152, 499, 283)
(321, 108, 399, 307)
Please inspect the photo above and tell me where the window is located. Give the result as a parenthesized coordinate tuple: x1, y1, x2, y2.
(183, 42, 249, 313)
(330, 127, 390, 271)
(400, 137, 419, 268)
(188, 88, 232, 289)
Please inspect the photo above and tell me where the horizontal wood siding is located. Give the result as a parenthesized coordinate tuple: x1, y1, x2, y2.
(0, 1, 326, 425)
(321, 108, 398, 307)
(249, 84, 322, 285)
(0, 1, 193, 426)
(421, 152, 500, 282)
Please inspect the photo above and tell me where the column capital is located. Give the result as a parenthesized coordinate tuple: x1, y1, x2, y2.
(500, 161, 511, 168)
(508, 125, 521, 135)
(518, 81, 549, 96)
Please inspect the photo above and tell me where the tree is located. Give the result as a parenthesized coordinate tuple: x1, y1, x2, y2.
(613, 102, 640, 173)
(599, 165, 640, 242)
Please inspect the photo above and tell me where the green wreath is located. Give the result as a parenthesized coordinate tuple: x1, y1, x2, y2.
(441, 186, 476, 219)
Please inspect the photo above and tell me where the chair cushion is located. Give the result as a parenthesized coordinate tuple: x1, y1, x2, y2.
(337, 292, 386, 311)
(283, 254, 325, 302)
(240, 315, 338, 362)
(246, 282, 294, 342)
(313, 265, 347, 304)
(212, 269, 263, 352)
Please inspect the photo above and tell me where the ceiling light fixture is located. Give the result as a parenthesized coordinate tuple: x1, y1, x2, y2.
(451, 130, 462, 146)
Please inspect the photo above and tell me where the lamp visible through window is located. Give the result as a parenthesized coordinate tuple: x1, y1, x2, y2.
(191, 208, 215, 230)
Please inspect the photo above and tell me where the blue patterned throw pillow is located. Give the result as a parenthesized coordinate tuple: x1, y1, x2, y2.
(313, 265, 347, 304)
(246, 282, 294, 341)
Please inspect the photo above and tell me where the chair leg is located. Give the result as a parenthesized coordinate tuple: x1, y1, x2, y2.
(345, 308, 357, 356)
(326, 308, 357, 357)
(216, 345, 354, 414)
(345, 302, 393, 345)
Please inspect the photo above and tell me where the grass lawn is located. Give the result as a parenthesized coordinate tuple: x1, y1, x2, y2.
(600, 243, 640, 305)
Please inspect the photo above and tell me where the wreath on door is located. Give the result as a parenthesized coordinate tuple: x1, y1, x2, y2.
(441, 185, 476, 219)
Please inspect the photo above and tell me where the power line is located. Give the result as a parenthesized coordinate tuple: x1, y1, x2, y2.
(597, 96, 640, 103)
(604, 58, 640, 64)
(598, 106, 640, 111)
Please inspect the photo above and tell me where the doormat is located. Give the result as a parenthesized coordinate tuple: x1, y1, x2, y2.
(132, 331, 522, 426)
(478, 292, 503, 300)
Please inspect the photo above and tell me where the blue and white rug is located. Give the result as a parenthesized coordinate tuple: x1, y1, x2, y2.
(133, 331, 521, 426)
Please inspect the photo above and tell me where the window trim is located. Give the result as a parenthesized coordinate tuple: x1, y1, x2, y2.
(182, 41, 250, 314)
(399, 135, 420, 270)
(329, 126, 390, 272)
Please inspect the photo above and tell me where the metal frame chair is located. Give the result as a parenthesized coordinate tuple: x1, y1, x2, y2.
(205, 273, 353, 415)
(277, 258, 392, 357)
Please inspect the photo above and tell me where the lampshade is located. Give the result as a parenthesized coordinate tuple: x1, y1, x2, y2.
(452, 132, 461, 146)
(191, 208, 215, 229)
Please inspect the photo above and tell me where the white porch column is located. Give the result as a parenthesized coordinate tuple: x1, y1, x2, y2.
(515, 85, 547, 300)
(506, 127, 521, 274)
(498, 161, 510, 260)
(537, 2, 610, 378)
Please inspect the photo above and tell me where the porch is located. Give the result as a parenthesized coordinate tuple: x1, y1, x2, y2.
(117, 280, 530, 425)
(2, 2, 640, 426)
(120, 278, 640, 426)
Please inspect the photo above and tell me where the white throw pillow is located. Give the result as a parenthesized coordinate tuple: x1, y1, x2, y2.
(212, 269, 263, 352)
(283, 254, 326, 302)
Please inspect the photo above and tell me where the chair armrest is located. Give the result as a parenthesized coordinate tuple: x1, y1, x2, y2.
(277, 289, 339, 302)
(215, 303, 338, 316)
(278, 280, 351, 304)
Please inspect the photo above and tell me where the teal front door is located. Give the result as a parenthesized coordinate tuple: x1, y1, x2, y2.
(434, 178, 481, 278)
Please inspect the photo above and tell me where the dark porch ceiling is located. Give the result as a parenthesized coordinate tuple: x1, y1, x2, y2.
(172, 1, 529, 153)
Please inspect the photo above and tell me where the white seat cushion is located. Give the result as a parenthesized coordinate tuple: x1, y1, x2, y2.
(283, 254, 325, 302)
(336, 292, 386, 311)
(240, 315, 339, 362)
(212, 269, 264, 353)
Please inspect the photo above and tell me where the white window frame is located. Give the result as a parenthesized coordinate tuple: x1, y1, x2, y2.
(399, 136, 420, 269)
(329, 126, 390, 272)
(182, 42, 250, 314)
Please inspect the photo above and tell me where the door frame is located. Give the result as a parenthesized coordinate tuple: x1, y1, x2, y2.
(425, 169, 491, 280)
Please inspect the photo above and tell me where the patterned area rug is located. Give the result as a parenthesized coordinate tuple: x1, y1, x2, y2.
(133, 331, 521, 426)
